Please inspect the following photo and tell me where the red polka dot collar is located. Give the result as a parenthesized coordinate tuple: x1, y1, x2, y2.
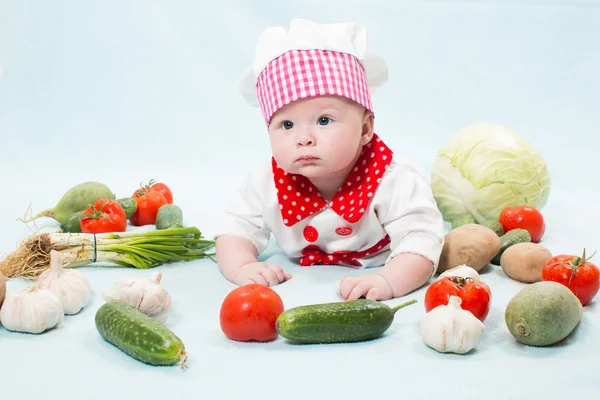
(272, 133, 394, 227)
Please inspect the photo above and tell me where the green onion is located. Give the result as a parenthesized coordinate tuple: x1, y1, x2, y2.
(0, 226, 215, 280)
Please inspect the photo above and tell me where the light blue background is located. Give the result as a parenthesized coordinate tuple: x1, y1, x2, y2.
(1, 1, 599, 399)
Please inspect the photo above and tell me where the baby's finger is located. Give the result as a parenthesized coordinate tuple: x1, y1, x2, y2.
(266, 264, 286, 282)
(347, 281, 373, 301)
(250, 274, 269, 287)
(365, 287, 382, 301)
(283, 272, 292, 281)
(339, 277, 358, 300)
(259, 268, 280, 286)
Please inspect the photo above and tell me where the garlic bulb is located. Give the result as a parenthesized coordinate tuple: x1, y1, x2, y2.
(0, 285, 64, 334)
(37, 250, 91, 315)
(102, 272, 171, 323)
(0, 271, 6, 307)
(439, 264, 480, 281)
(420, 295, 485, 354)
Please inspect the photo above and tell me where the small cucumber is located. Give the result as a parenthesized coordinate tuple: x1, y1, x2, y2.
(116, 198, 137, 219)
(95, 302, 187, 367)
(482, 220, 505, 236)
(491, 228, 531, 265)
(60, 211, 84, 233)
(156, 204, 183, 230)
(275, 299, 416, 344)
(451, 213, 476, 230)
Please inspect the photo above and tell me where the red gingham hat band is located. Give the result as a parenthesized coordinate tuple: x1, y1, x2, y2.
(256, 49, 373, 126)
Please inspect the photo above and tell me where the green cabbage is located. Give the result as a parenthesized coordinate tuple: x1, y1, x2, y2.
(431, 123, 551, 224)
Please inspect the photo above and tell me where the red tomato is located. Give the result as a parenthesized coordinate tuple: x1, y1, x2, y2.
(541, 250, 600, 306)
(219, 284, 285, 342)
(130, 191, 168, 226)
(81, 199, 127, 234)
(499, 206, 545, 243)
(134, 180, 173, 204)
(424, 276, 492, 322)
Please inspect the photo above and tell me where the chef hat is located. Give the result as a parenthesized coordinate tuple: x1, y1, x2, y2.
(238, 19, 389, 126)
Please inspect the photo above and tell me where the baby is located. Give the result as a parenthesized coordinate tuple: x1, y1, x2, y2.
(214, 19, 445, 301)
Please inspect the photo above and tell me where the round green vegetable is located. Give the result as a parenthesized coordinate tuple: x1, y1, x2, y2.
(505, 281, 583, 347)
(25, 181, 115, 223)
(156, 204, 184, 230)
(116, 198, 137, 219)
(431, 123, 551, 224)
(482, 219, 504, 236)
(59, 211, 84, 233)
(95, 302, 187, 367)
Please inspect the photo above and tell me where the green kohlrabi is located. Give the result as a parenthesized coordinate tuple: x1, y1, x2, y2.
(431, 123, 551, 224)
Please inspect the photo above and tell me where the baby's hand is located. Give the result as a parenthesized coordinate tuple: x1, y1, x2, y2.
(235, 262, 292, 287)
(339, 273, 394, 301)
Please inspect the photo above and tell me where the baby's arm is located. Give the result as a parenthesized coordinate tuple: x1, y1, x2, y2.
(214, 166, 291, 287)
(340, 162, 444, 300)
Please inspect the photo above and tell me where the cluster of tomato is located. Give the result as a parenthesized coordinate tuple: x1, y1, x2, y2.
(80, 180, 173, 234)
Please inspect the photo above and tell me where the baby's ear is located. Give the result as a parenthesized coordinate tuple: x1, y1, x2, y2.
(360, 110, 375, 145)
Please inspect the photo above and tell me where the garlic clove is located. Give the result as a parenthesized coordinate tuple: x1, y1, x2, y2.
(420, 295, 485, 354)
(0, 284, 64, 334)
(37, 250, 91, 315)
(102, 271, 172, 323)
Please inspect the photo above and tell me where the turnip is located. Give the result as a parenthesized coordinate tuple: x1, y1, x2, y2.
(21, 181, 115, 224)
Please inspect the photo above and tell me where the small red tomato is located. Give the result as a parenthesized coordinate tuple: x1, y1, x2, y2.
(220, 284, 285, 342)
(542, 250, 600, 306)
(130, 191, 168, 226)
(81, 199, 127, 234)
(134, 179, 173, 204)
(499, 205, 545, 243)
(424, 276, 492, 322)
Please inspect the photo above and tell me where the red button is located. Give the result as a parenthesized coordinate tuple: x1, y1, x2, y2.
(335, 226, 353, 236)
(303, 226, 319, 242)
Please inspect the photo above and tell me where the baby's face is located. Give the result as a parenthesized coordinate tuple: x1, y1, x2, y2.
(268, 95, 372, 179)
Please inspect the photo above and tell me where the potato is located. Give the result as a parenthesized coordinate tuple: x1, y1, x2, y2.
(0, 271, 6, 307)
(500, 242, 552, 283)
(438, 224, 501, 273)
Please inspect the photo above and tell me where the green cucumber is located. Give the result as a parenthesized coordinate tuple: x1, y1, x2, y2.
(156, 204, 183, 230)
(60, 211, 84, 233)
(275, 299, 417, 344)
(95, 302, 187, 367)
(491, 228, 531, 265)
(116, 198, 137, 219)
(482, 220, 505, 236)
(451, 213, 476, 229)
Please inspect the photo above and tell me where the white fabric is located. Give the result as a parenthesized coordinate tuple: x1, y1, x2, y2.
(214, 157, 445, 276)
(238, 18, 389, 107)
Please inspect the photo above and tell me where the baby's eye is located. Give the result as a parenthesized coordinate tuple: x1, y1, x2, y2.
(318, 117, 331, 125)
(282, 121, 294, 130)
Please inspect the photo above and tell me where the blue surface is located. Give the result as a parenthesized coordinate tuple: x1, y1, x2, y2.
(1, 1, 599, 399)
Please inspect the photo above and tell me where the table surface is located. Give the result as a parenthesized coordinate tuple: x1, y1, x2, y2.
(1, 1, 599, 399)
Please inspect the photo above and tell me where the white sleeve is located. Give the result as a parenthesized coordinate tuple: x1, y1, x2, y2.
(213, 168, 271, 254)
(376, 162, 445, 276)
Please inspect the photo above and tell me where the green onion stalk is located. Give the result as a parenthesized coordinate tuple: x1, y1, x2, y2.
(0, 227, 215, 280)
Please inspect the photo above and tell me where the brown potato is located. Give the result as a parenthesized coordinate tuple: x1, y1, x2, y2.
(0, 271, 6, 307)
(500, 242, 552, 283)
(438, 224, 502, 273)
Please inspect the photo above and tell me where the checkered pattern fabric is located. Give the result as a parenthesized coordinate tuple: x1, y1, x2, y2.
(256, 49, 373, 126)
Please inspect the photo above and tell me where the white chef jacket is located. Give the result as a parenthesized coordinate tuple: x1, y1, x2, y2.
(215, 134, 445, 276)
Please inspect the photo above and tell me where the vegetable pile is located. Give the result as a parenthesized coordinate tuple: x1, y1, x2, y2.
(2, 179, 212, 279)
